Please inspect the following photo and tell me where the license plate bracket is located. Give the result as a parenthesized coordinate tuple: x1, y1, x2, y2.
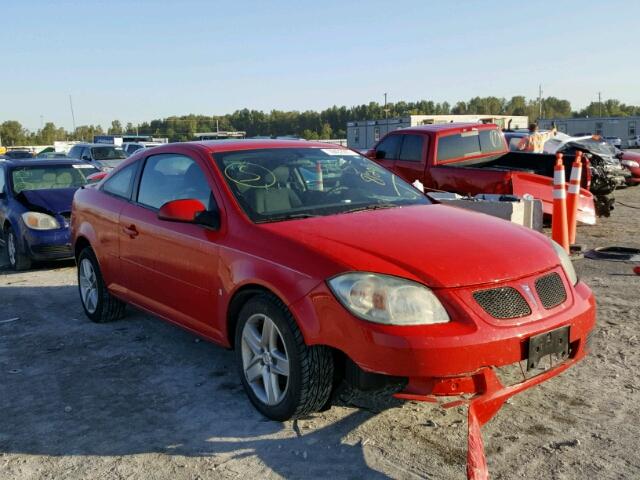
(527, 326, 569, 371)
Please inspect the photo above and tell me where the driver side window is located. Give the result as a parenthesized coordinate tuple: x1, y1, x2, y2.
(375, 135, 402, 160)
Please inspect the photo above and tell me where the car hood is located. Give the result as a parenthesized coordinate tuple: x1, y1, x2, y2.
(17, 188, 76, 215)
(260, 204, 560, 288)
(621, 150, 640, 162)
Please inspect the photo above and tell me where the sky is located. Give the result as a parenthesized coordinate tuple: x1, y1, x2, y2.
(2, 0, 640, 131)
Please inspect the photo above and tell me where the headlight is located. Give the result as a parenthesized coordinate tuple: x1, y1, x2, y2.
(328, 272, 450, 325)
(550, 240, 578, 285)
(621, 160, 639, 168)
(21, 212, 60, 230)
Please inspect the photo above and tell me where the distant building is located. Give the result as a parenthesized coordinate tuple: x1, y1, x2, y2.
(194, 131, 246, 140)
(347, 114, 529, 149)
(538, 116, 639, 147)
(93, 134, 169, 145)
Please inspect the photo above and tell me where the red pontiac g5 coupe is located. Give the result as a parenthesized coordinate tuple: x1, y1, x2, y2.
(71, 140, 595, 472)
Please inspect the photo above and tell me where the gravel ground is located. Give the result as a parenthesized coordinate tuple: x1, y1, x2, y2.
(0, 186, 639, 480)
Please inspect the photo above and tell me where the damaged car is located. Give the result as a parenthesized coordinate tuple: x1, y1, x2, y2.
(0, 158, 100, 270)
(72, 140, 595, 478)
(505, 131, 630, 216)
(551, 136, 632, 215)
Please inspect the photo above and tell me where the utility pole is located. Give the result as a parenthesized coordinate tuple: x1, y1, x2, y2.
(538, 84, 543, 120)
(68, 95, 76, 132)
(384, 92, 390, 132)
(598, 91, 602, 117)
(384, 92, 388, 118)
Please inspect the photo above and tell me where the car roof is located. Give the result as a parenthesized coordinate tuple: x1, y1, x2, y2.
(182, 139, 352, 154)
(71, 143, 123, 148)
(386, 122, 500, 135)
(1, 158, 96, 168)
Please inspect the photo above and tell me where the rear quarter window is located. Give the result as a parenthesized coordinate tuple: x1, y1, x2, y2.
(102, 162, 138, 199)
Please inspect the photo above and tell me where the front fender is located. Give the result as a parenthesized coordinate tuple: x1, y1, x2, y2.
(217, 244, 323, 347)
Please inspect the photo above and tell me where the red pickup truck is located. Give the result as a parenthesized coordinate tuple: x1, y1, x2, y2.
(366, 123, 596, 224)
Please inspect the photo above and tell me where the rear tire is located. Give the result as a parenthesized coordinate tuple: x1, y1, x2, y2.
(235, 293, 334, 421)
(77, 247, 126, 323)
(5, 226, 31, 271)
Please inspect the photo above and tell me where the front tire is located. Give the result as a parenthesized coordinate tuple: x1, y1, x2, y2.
(235, 294, 334, 421)
(5, 226, 31, 271)
(77, 247, 126, 323)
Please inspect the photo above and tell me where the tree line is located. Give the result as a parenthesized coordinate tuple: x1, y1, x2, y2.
(3, 96, 640, 146)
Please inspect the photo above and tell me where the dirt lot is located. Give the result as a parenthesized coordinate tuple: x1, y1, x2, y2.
(1, 187, 639, 480)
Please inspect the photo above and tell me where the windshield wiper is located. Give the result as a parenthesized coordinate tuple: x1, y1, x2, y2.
(255, 213, 319, 223)
(341, 203, 399, 214)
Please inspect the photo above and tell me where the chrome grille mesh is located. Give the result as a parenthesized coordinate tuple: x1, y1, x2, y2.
(473, 287, 532, 319)
(535, 272, 567, 309)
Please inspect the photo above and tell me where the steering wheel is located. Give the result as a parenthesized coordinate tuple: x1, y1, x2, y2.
(325, 166, 360, 195)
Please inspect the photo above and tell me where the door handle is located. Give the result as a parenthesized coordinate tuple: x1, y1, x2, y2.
(123, 224, 139, 238)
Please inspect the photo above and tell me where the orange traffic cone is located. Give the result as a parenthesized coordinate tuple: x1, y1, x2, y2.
(566, 151, 583, 245)
(316, 161, 324, 191)
(552, 153, 570, 252)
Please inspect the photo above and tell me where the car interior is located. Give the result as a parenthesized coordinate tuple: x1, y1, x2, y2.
(214, 149, 425, 221)
(11, 167, 92, 193)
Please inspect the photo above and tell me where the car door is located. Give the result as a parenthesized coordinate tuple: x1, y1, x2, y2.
(118, 151, 224, 339)
(93, 161, 141, 293)
(0, 165, 7, 231)
(393, 134, 428, 185)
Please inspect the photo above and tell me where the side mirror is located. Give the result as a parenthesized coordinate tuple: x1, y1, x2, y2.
(157, 199, 220, 229)
(375, 150, 386, 160)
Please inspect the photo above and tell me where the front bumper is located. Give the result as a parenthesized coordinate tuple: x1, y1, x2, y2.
(624, 166, 640, 184)
(292, 271, 595, 480)
(22, 227, 73, 260)
(291, 268, 595, 392)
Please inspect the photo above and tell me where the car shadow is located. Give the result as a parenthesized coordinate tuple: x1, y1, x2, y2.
(0, 283, 392, 478)
(0, 245, 76, 274)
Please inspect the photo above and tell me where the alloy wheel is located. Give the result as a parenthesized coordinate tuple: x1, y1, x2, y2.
(79, 258, 99, 314)
(241, 313, 290, 406)
(7, 232, 16, 267)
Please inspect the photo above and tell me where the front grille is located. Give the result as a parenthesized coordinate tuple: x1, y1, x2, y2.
(473, 287, 532, 319)
(535, 272, 567, 309)
(31, 245, 73, 258)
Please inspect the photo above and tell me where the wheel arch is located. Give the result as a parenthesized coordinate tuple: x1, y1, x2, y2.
(2, 218, 11, 233)
(74, 235, 92, 260)
(226, 283, 279, 349)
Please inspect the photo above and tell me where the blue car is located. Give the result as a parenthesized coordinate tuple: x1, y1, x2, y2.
(0, 158, 100, 270)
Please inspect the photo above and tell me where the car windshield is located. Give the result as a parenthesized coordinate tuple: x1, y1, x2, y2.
(11, 164, 100, 194)
(6, 151, 33, 159)
(213, 147, 429, 223)
(571, 139, 617, 157)
(91, 146, 127, 161)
